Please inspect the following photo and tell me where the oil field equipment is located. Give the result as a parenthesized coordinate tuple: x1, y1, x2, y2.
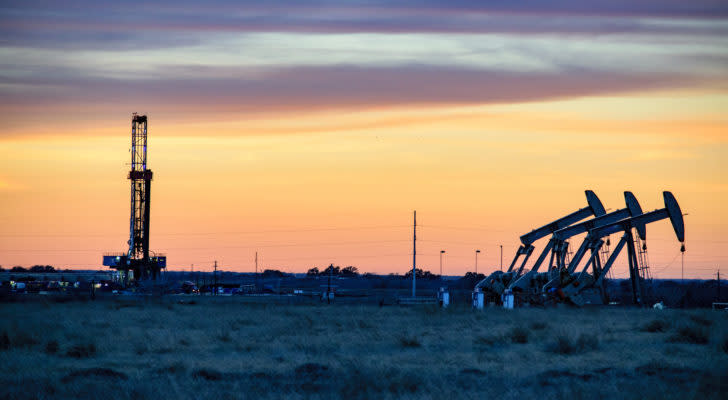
(474, 190, 606, 303)
(103, 113, 166, 283)
(509, 191, 644, 304)
(552, 191, 685, 306)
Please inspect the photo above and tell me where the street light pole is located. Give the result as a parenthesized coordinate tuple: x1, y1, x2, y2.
(475, 249, 481, 275)
(440, 250, 446, 277)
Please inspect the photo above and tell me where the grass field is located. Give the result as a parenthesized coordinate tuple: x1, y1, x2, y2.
(1, 297, 727, 399)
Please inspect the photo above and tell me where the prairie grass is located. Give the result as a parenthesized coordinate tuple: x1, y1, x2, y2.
(0, 298, 726, 399)
(642, 319, 670, 332)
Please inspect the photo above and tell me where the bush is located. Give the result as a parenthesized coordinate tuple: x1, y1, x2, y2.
(45, 340, 59, 354)
(643, 319, 670, 333)
(548, 335, 576, 355)
(65, 343, 96, 358)
(473, 335, 503, 347)
(511, 326, 529, 344)
(689, 315, 712, 327)
(547, 333, 598, 355)
(192, 368, 222, 381)
(0, 331, 9, 350)
(399, 336, 421, 348)
(722, 336, 728, 354)
(62, 368, 127, 382)
(530, 321, 548, 330)
(668, 325, 709, 345)
(576, 333, 599, 350)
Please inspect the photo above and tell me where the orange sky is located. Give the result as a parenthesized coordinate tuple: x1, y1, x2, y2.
(1, 2, 727, 279)
(1, 90, 726, 279)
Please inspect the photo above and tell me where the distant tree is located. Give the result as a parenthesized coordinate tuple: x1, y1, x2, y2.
(10, 266, 26, 272)
(340, 266, 359, 277)
(30, 265, 55, 273)
(0, 265, 4, 271)
(459, 271, 486, 289)
(322, 265, 340, 276)
(261, 269, 286, 278)
(404, 268, 437, 280)
(306, 267, 320, 277)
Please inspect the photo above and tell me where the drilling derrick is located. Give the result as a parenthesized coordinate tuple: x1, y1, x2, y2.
(103, 113, 165, 283)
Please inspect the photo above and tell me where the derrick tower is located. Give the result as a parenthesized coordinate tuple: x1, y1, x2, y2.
(128, 113, 153, 268)
(103, 113, 165, 283)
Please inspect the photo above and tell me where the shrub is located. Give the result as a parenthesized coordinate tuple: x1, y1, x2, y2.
(511, 326, 529, 344)
(4, 331, 39, 349)
(668, 325, 709, 345)
(65, 343, 97, 358)
(399, 336, 421, 348)
(722, 336, 728, 354)
(473, 335, 502, 347)
(45, 340, 59, 354)
(576, 333, 599, 350)
(0, 331, 9, 350)
(548, 335, 576, 355)
(62, 368, 128, 382)
(217, 331, 232, 343)
(530, 321, 548, 330)
(192, 368, 222, 381)
(547, 333, 598, 355)
(643, 319, 670, 333)
(689, 315, 712, 327)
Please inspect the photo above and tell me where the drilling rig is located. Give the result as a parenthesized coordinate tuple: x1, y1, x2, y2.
(103, 113, 166, 284)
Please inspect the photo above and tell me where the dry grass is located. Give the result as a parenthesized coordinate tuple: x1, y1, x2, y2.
(0, 298, 727, 399)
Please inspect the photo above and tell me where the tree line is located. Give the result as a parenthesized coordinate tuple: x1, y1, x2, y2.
(0, 265, 59, 273)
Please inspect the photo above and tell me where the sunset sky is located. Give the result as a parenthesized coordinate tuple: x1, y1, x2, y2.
(1, 1, 726, 279)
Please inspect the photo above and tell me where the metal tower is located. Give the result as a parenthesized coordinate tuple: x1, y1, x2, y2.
(103, 113, 165, 283)
(128, 114, 153, 270)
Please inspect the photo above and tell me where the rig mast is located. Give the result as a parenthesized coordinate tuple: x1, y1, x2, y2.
(103, 113, 165, 283)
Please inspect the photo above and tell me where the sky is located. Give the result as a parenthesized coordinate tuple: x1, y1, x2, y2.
(0, 1, 726, 279)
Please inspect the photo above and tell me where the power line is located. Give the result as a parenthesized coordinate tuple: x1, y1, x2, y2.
(0, 239, 411, 253)
(0, 224, 411, 238)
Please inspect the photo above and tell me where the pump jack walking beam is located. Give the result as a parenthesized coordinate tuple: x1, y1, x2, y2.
(510, 191, 643, 291)
(508, 190, 606, 276)
(559, 191, 686, 306)
(475, 190, 606, 294)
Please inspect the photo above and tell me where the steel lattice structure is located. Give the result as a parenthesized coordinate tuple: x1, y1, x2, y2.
(103, 113, 165, 283)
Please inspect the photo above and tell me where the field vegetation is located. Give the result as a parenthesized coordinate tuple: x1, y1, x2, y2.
(1, 297, 727, 399)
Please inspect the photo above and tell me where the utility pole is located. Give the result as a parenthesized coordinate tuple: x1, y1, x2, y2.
(327, 263, 333, 304)
(475, 249, 481, 275)
(255, 251, 258, 292)
(500, 245, 503, 271)
(718, 268, 721, 300)
(214, 260, 218, 296)
(681, 252, 684, 282)
(440, 250, 445, 278)
(412, 210, 417, 298)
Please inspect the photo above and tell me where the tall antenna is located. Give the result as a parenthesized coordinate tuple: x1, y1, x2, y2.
(412, 210, 417, 298)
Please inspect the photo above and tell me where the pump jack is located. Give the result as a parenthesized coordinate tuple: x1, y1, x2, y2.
(509, 191, 644, 304)
(474, 190, 605, 303)
(553, 191, 685, 306)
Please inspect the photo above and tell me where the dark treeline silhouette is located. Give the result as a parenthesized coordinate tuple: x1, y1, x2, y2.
(306, 265, 359, 277)
(4, 265, 58, 273)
